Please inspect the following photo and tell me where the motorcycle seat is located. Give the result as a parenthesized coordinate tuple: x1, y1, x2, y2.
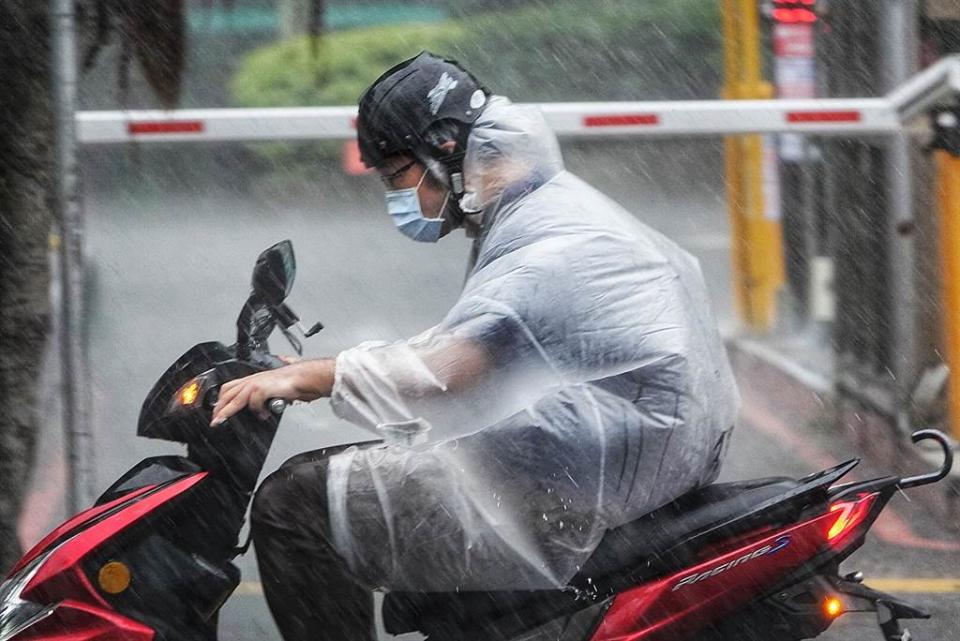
(382, 476, 800, 638)
(574, 476, 799, 587)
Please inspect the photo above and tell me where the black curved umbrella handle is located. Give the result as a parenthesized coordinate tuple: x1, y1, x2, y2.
(897, 429, 956, 489)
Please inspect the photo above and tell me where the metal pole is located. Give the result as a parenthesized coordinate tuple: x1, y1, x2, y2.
(880, 0, 919, 433)
(52, 0, 87, 514)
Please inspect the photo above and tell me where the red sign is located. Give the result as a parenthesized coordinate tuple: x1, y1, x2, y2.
(786, 111, 861, 123)
(583, 114, 659, 127)
(128, 121, 204, 135)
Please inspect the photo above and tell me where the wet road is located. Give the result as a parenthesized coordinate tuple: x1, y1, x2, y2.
(23, 148, 960, 640)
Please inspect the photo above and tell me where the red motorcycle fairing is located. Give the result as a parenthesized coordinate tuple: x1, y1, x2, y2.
(19, 473, 208, 608)
(589, 494, 878, 641)
(13, 599, 155, 641)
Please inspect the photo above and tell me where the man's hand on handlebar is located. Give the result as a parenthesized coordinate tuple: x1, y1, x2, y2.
(210, 358, 335, 426)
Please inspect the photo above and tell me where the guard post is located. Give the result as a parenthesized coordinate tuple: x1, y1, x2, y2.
(722, 0, 784, 333)
(932, 106, 960, 441)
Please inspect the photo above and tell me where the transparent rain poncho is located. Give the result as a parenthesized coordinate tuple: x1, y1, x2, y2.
(326, 97, 739, 591)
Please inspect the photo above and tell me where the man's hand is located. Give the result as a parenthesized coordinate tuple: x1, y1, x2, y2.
(210, 358, 335, 426)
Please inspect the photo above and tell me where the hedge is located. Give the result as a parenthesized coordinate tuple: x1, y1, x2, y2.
(234, 0, 720, 105)
(230, 0, 721, 188)
(232, 20, 468, 108)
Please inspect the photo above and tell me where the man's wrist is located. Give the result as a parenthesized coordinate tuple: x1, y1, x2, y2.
(293, 358, 336, 400)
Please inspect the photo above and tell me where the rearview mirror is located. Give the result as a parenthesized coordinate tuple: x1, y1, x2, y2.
(251, 240, 296, 307)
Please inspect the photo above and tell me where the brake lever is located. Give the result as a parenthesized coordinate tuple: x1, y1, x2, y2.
(300, 321, 324, 337)
(274, 303, 323, 339)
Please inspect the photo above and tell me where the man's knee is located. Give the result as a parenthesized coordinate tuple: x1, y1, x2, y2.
(251, 468, 291, 530)
(251, 457, 330, 531)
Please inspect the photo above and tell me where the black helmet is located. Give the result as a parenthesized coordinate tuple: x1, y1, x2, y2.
(357, 51, 490, 196)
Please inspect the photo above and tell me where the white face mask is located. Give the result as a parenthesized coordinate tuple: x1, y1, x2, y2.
(384, 171, 447, 243)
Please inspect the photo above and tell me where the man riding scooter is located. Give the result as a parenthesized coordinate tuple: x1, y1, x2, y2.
(209, 52, 739, 641)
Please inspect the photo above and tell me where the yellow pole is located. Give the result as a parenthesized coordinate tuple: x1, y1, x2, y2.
(722, 0, 751, 323)
(737, 0, 763, 93)
(720, 0, 740, 100)
(722, 0, 784, 331)
(936, 150, 960, 440)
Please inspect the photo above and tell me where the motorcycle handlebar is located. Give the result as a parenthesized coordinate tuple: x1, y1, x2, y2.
(268, 398, 288, 415)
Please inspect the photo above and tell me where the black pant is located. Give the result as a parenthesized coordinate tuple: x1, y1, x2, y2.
(251, 449, 375, 641)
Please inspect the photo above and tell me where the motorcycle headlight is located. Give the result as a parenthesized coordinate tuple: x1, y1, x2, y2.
(0, 552, 58, 641)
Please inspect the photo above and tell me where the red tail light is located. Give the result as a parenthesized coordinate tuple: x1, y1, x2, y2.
(826, 493, 878, 546)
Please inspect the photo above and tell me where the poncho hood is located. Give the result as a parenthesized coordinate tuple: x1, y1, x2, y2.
(459, 96, 565, 214)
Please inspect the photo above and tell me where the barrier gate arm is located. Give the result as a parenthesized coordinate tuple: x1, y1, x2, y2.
(76, 56, 960, 144)
(77, 98, 899, 144)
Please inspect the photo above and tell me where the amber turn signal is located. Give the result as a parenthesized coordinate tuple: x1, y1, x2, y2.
(177, 379, 201, 406)
(98, 560, 131, 594)
(824, 596, 843, 618)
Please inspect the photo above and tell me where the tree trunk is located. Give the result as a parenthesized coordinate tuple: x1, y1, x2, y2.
(0, 2, 54, 573)
(279, 0, 324, 39)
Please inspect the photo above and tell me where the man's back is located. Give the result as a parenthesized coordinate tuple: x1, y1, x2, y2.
(447, 99, 738, 506)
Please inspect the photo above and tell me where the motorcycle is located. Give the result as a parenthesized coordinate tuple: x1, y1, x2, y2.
(0, 240, 953, 641)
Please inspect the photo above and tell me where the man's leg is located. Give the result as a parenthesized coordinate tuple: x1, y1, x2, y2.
(250, 455, 374, 641)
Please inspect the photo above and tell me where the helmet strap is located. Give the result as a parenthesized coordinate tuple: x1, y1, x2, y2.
(442, 151, 467, 197)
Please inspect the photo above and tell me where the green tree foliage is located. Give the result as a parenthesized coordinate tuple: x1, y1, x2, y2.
(233, 20, 466, 108)
(230, 0, 720, 187)
(234, 0, 720, 107)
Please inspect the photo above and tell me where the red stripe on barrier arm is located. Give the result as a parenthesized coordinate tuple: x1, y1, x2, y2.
(786, 110, 861, 123)
(584, 113, 659, 127)
(128, 120, 205, 135)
